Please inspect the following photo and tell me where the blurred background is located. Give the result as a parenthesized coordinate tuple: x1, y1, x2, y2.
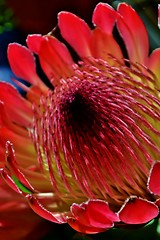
(0, 0, 159, 239)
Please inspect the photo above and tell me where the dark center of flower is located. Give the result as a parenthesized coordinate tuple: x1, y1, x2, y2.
(32, 59, 160, 209)
(61, 90, 95, 131)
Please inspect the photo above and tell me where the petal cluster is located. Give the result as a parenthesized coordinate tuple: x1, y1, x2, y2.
(0, 2, 160, 235)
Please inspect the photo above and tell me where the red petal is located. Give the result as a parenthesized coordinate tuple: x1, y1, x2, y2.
(71, 199, 119, 229)
(92, 3, 117, 34)
(119, 197, 159, 224)
(58, 11, 92, 58)
(0, 125, 36, 168)
(155, 198, 160, 207)
(27, 194, 67, 223)
(2, 142, 52, 194)
(91, 28, 123, 63)
(0, 101, 34, 165)
(67, 217, 108, 234)
(38, 36, 74, 84)
(117, 3, 149, 64)
(1, 169, 22, 194)
(148, 48, 160, 82)
(8, 43, 45, 89)
(148, 161, 160, 195)
(26, 34, 43, 54)
(0, 82, 32, 127)
(0, 101, 28, 137)
(5, 141, 35, 192)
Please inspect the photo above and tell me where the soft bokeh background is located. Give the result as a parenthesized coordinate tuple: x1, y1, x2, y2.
(0, 0, 159, 239)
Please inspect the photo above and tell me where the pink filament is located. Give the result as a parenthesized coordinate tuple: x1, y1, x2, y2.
(32, 59, 160, 206)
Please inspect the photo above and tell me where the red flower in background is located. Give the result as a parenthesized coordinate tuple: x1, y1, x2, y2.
(0, 177, 52, 240)
(0, 2, 160, 234)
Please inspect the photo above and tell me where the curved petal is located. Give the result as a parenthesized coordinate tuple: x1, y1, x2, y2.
(1, 169, 23, 194)
(70, 199, 119, 229)
(2, 141, 53, 193)
(0, 127, 36, 167)
(8, 43, 46, 90)
(0, 101, 28, 137)
(119, 197, 159, 224)
(67, 217, 108, 234)
(148, 48, 160, 83)
(0, 82, 32, 127)
(58, 11, 92, 58)
(38, 36, 74, 84)
(155, 198, 160, 206)
(0, 110, 36, 168)
(148, 161, 160, 195)
(27, 194, 67, 223)
(5, 141, 35, 193)
(116, 3, 149, 65)
(92, 2, 117, 34)
(26, 34, 43, 54)
(91, 28, 123, 64)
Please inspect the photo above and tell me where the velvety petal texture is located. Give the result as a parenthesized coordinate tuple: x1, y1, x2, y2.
(0, 2, 160, 236)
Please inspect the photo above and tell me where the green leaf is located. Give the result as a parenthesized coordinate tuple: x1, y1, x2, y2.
(12, 175, 32, 194)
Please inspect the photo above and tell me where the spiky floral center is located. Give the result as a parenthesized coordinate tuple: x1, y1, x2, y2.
(32, 59, 160, 210)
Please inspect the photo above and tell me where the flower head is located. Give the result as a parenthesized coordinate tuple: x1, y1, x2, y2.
(1, 2, 160, 234)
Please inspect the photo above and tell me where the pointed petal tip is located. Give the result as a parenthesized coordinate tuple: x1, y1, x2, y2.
(58, 10, 92, 58)
(8, 42, 29, 53)
(94, 2, 114, 11)
(7, 42, 37, 83)
(117, 2, 130, 8)
(58, 10, 70, 17)
(117, 2, 136, 12)
(7, 41, 46, 89)
(58, 11, 77, 24)
(92, 2, 117, 34)
(117, 1, 149, 64)
(26, 34, 43, 54)
(8, 42, 21, 48)
(5, 141, 15, 164)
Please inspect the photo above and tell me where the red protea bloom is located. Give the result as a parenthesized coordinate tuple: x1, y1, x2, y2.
(1, 2, 160, 234)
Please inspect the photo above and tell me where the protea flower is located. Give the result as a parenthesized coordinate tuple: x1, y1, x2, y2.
(1, 2, 160, 234)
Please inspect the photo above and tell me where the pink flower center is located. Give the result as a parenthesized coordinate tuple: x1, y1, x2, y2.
(31, 59, 160, 210)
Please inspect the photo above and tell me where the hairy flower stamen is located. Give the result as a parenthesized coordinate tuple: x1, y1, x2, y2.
(31, 59, 160, 209)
